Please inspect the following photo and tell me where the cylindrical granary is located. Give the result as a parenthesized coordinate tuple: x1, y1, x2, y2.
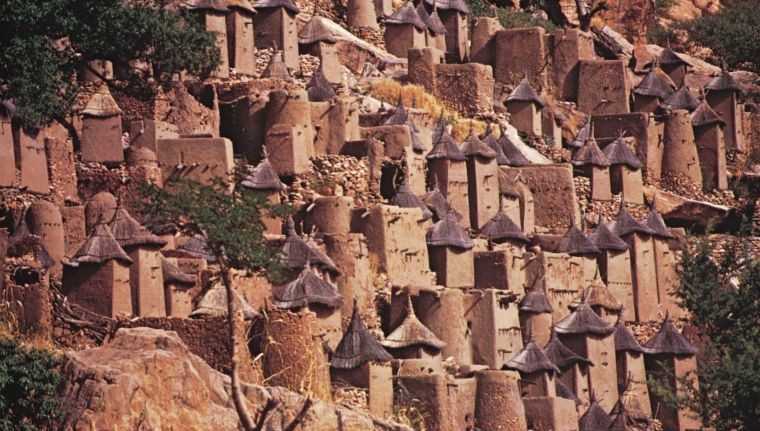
(475, 370, 528, 431)
(663, 109, 702, 186)
(27, 200, 65, 277)
(347, 0, 379, 30)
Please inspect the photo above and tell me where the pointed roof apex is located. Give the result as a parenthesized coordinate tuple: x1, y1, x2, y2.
(659, 47, 689, 66)
(590, 222, 629, 252)
(691, 101, 726, 128)
(427, 126, 466, 161)
(579, 396, 614, 431)
(82, 85, 122, 117)
(261, 50, 291, 79)
(572, 133, 610, 167)
(505, 341, 560, 374)
(613, 320, 645, 353)
(386, 2, 427, 31)
(391, 182, 434, 220)
(381, 296, 446, 350)
(272, 265, 343, 309)
(307, 67, 337, 102)
(645, 208, 674, 239)
(331, 304, 393, 369)
(545, 331, 593, 369)
(481, 124, 511, 165)
(634, 68, 676, 99)
(520, 288, 553, 313)
(254, 0, 299, 13)
(109, 208, 167, 248)
(281, 223, 339, 273)
(664, 86, 700, 112)
(427, 211, 473, 249)
(554, 302, 614, 336)
(497, 127, 531, 166)
(613, 205, 654, 237)
(241, 154, 286, 191)
(643, 315, 697, 356)
(558, 225, 600, 256)
(571, 277, 623, 312)
(705, 70, 742, 93)
(602, 136, 642, 169)
(462, 128, 497, 159)
(480, 211, 529, 243)
(417, 3, 447, 34)
(71, 224, 133, 265)
(507, 78, 544, 108)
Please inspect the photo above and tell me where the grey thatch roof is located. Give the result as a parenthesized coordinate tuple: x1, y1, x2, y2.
(645, 208, 673, 239)
(384, 100, 425, 152)
(161, 258, 197, 286)
(381, 296, 446, 350)
(572, 136, 610, 167)
(70, 224, 133, 265)
(298, 17, 336, 44)
(642, 317, 697, 356)
(480, 211, 529, 243)
(461, 129, 497, 159)
(82, 85, 122, 118)
(178, 235, 216, 261)
(602, 136, 642, 169)
(481, 125, 510, 165)
(705, 70, 742, 93)
(422, 184, 462, 222)
(190, 283, 259, 319)
(504, 341, 560, 374)
(633, 68, 676, 99)
(571, 278, 623, 312)
(691, 101, 726, 128)
(613, 207, 654, 237)
(507, 78, 544, 107)
(417, 3, 447, 34)
(391, 182, 434, 220)
(386, 2, 426, 31)
(427, 121, 466, 161)
(254, 0, 299, 13)
(497, 125, 531, 166)
(608, 399, 651, 431)
(427, 211, 473, 249)
(590, 222, 629, 252)
(425, 0, 470, 14)
(272, 265, 343, 309)
(307, 68, 337, 102)
(331, 305, 393, 369)
(520, 288, 553, 313)
(663, 86, 700, 112)
(659, 47, 689, 66)
(109, 208, 167, 249)
(613, 321, 645, 353)
(579, 398, 614, 431)
(544, 331, 592, 369)
(281, 222, 339, 273)
(241, 156, 286, 191)
(261, 50, 291, 80)
(554, 302, 614, 336)
(557, 225, 600, 256)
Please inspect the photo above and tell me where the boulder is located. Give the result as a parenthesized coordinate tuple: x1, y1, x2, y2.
(60, 327, 410, 431)
(645, 186, 730, 227)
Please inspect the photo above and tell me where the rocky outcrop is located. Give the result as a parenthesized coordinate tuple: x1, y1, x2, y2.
(60, 327, 410, 431)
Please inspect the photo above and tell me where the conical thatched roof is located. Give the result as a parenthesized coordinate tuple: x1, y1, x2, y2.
(545, 331, 592, 369)
(307, 67, 337, 102)
(425, 0, 470, 14)
(381, 296, 445, 350)
(602, 136, 642, 169)
(613, 321, 645, 353)
(422, 183, 461, 221)
(504, 341, 560, 374)
(498, 126, 530, 166)
(590, 222, 629, 252)
(391, 182, 434, 220)
(608, 399, 651, 431)
(481, 125, 510, 165)
(642, 316, 697, 356)
(384, 100, 425, 152)
(417, 3, 447, 34)
(331, 305, 393, 369)
(520, 288, 553, 313)
(178, 235, 216, 261)
(298, 16, 337, 44)
(109, 208, 166, 249)
(241, 156, 286, 191)
(554, 302, 614, 336)
(281, 220, 339, 273)
(579, 397, 614, 431)
(82, 85, 122, 117)
(705, 70, 742, 93)
(254, 0, 299, 13)
(507, 78, 544, 107)
(613, 206, 654, 237)
(183, 0, 229, 12)
(572, 136, 610, 167)
(658, 47, 689, 66)
(645, 208, 673, 239)
(386, 2, 426, 31)
(558, 225, 600, 256)
(461, 129, 497, 159)
(633, 68, 675, 99)
(480, 211, 529, 243)
(663, 86, 700, 112)
(571, 278, 623, 312)
(427, 121, 465, 161)
(272, 265, 343, 309)
(691, 101, 726, 128)
(190, 283, 259, 319)
(426, 211, 473, 249)
(261, 50, 291, 79)
(161, 258, 197, 285)
(71, 224, 132, 265)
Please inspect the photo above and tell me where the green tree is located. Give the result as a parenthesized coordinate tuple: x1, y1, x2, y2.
(676, 238, 760, 430)
(0, 338, 63, 431)
(139, 178, 287, 430)
(686, 0, 760, 73)
(0, 0, 220, 128)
